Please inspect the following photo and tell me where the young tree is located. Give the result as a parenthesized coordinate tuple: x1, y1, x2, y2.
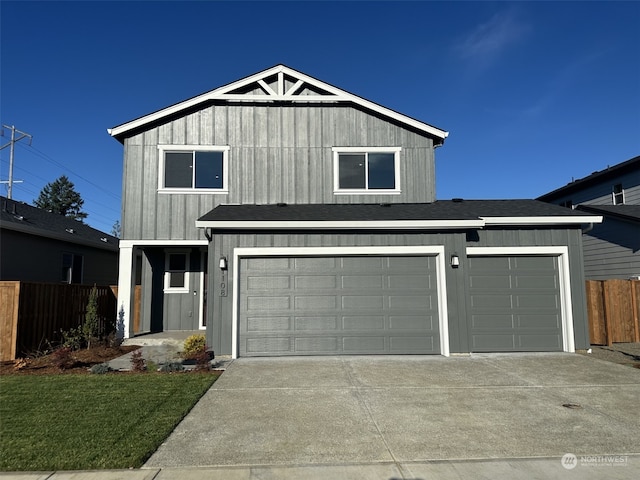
(111, 220, 121, 238)
(34, 175, 87, 221)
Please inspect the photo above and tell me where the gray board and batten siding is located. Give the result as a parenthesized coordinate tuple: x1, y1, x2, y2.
(120, 104, 436, 241)
(205, 227, 590, 357)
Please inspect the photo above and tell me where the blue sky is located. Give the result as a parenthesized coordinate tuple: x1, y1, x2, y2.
(1, 1, 639, 233)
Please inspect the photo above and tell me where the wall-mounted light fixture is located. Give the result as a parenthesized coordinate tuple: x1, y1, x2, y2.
(219, 256, 228, 270)
(450, 254, 460, 268)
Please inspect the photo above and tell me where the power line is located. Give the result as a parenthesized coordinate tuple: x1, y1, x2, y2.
(0, 125, 32, 198)
(16, 141, 120, 201)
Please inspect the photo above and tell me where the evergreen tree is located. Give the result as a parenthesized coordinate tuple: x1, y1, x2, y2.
(111, 220, 121, 238)
(34, 175, 87, 221)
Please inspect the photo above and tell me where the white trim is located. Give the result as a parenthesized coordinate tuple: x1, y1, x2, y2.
(163, 250, 190, 293)
(195, 219, 486, 230)
(465, 246, 575, 353)
(332, 147, 402, 194)
(119, 240, 208, 248)
(108, 65, 449, 141)
(157, 145, 230, 193)
(481, 216, 603, 225)
(198, 250, 206, 330)
(116, 245, 134, 339)
(231, 246, 450, 359)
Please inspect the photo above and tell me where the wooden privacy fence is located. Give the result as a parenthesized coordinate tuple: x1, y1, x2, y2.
(586, 280, 640, 346)
(0, 282, 117, 362)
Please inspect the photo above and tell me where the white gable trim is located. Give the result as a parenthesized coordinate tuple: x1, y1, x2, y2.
(108, 65, 449, 141)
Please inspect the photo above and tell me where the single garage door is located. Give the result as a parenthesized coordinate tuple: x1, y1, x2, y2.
(468, 255, 563, 352)
(238, 255, 440, 356)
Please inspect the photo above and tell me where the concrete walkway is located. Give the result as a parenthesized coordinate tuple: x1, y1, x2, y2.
(2, 353, 639, 479)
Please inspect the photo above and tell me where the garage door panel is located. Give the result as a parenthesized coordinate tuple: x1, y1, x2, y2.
(239, 255, 440, 356)
(469, 255, 563, 352)
(247, 296, 290, 310)
(342, 275, 384, 289)
(390, 336, 436, 353)
(343, 336, 386, 352)
(295, 275, 337, 289)
(342, 316, 385, 330)
(295, 337, 339, 352)
(247, 316, 291, 332)
(390, 315, 435, 330)
(295, 316, 338, 330)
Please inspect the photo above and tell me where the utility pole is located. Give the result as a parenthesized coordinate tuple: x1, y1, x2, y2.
(0, 125, 32, 199)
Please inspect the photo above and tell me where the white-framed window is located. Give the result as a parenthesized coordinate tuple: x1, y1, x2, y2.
(332, 147, 401, 194)
(158, 145, 230, 194)
(612, 183, 625, 205)
(164, 251, 190, 293)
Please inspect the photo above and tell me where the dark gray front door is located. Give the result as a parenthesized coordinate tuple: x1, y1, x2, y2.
(468, 255, 563, 352)
(238, 255, 440, 356)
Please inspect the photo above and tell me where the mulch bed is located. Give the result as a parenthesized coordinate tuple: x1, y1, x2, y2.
(0, 345, 140, 375)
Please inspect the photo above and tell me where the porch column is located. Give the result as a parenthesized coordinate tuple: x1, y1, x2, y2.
(116, 243, 135, 339)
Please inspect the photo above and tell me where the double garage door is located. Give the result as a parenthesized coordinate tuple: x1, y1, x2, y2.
(239, 255, 441, 356)
(237, 253, 565, 356)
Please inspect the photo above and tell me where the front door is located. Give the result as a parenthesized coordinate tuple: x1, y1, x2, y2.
(163, 248, 202, 330)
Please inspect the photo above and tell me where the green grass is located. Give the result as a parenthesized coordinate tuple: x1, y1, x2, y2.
(0, 373, 219, 471)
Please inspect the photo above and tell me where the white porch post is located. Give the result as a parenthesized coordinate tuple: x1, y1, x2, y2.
(116, 244, 135, 339)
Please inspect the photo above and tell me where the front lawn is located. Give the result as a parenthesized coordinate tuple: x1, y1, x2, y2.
(0, 373, 219, 471)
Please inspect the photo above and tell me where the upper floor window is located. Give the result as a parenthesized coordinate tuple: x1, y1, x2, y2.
(332, 147, 401, 194)
(158, 145, 230, 194)
(612, 183, 625, 205)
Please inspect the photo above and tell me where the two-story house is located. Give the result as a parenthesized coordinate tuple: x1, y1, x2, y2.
(538, 155, 640, 280)
(109, 65, 601, 357)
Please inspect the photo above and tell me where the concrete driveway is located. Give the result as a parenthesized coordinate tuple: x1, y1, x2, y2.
(145, 353, 640, 474)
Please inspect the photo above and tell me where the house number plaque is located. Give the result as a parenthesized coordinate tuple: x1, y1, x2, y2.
(220, 271, 227, 297)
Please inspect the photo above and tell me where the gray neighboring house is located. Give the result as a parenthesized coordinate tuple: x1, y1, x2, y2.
(109, 64, 601, 357)
(0, 196, 119, 285)
(538, 155, 640, 281)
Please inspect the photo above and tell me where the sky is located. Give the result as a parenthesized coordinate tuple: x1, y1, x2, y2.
(1, 1, 639, 234)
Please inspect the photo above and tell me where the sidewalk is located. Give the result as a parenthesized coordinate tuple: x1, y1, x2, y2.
(2, 456, 639, 480)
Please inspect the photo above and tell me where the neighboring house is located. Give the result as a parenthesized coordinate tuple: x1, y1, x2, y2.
(538, 155, 640, 281)
(109, 64, 601, 356)
(0, 196, 119, 285)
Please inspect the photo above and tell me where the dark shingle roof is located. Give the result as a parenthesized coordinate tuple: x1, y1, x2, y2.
(537, 155, 640, 201)
(577, 204, 640, 224)
(0, 196, 118, 250)
(197, 200, 599, 227)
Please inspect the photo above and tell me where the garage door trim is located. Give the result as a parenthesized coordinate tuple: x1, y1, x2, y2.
(231, 246, 450, 358)
(466, 246, 575, 352)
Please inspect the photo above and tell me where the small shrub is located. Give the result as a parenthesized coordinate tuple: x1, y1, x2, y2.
(60, 327, 84, 351)
(130, 349, 146, 372)
(105, 331, 123, 348)
(90, 363, 112, 374)
(159, 362, 185, 373)
(52, 347, 74, 370)
(194, 349, 212, 372)
(183, 334, 206, 358)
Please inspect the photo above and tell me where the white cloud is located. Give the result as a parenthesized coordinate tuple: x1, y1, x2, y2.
(454, 9, 530, 69)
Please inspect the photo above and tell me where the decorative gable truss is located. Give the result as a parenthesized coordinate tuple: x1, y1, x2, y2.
(108, 64, 448, 142)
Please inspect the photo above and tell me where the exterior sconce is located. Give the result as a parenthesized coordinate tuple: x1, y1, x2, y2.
(219, 256, 228, 270)
(450, 254, 460, 268)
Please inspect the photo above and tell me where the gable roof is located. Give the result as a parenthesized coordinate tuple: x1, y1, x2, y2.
(0, 196, 119, 251)
(196, 200, 602, 231)
(537, 155, 640, 201)
(108, 64, 449, 143)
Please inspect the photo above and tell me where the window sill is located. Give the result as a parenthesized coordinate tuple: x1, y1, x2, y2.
(164, 288, 190, 294)
(333, 190, 402, 195)
(158, 189, 229, 195)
